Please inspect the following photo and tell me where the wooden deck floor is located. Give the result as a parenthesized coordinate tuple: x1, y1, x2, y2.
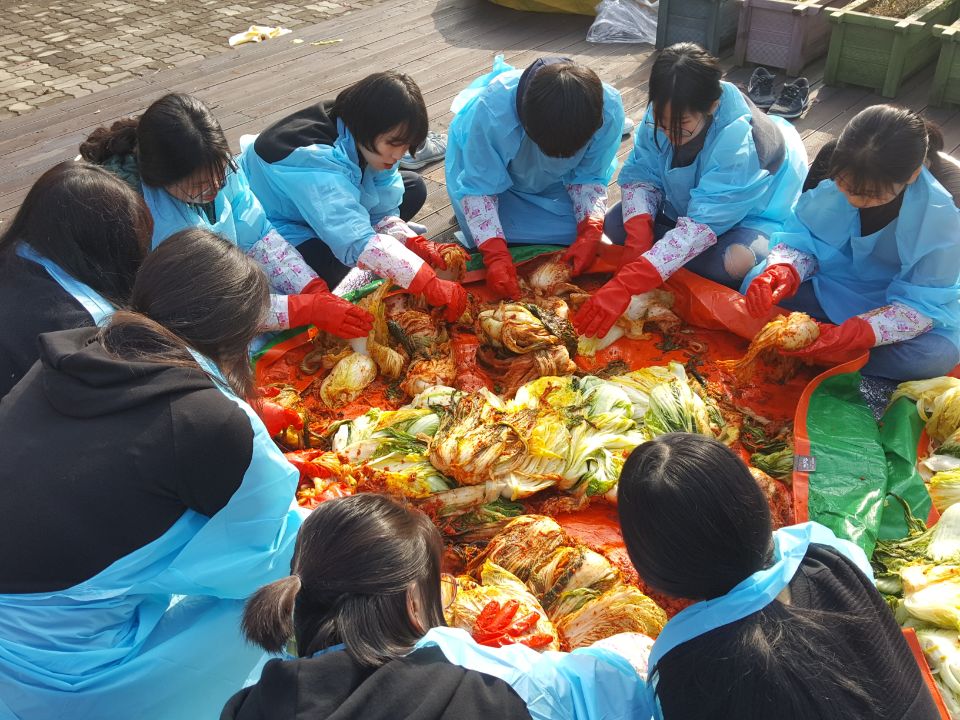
(1, 0, 958, 237)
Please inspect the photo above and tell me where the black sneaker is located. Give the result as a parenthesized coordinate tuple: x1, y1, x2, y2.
(747, 67, 777, 110)
(769, 78, 810, 120)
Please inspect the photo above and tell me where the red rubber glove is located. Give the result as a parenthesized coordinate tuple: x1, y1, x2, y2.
(745, 264, 802, 318)
(405, 235, 469, 271)
(408, 264, 468, 323)
(300, 277, 331, 295)
(572, 256, 663, 339)
(259, 400, 303, 437)
(621, 213, 655, 266)
(289, 290, 374, 338)
(782, 318, 876, 361)
(563, 216, 605, 276)
(478, 237, 521, 299)
(472, 600, 553, 650)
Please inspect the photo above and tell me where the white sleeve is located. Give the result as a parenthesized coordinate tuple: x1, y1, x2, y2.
(621, 182, 663, 222)
(859, 302, 933, 345)
(565, 183, 608, 223)
(246, 229, 318, 294)
(356, 233, 426, 288)
(461, 195, 505, 245)
(766, 243, 818, 282)
(643, 217, 717, 280)
(373, 215, 417, 241)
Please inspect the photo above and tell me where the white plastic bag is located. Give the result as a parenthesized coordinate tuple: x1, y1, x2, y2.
(587, 0, 658, 44)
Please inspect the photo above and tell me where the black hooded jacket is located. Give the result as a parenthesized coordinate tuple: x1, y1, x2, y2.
(0, 327, 253, 594)
(221, 645, 532, 720)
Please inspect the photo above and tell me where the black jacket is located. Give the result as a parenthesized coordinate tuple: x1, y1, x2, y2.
(0, 327, 253, 593)
(655, 544, 940, 719)
(222, 645, 532, 720)
(0, 253, 93, 398)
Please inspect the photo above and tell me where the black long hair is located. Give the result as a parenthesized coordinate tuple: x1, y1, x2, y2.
(828, 104, 944, 198)
(0, 160, 151, 306)
(332, 71, 428, 157)
(99, 228, 268, 399)
(80, 92, 234, 189)
(242, 494, 446, 667)
(618, 434, 882, 718)
(648, 43, 722, 146)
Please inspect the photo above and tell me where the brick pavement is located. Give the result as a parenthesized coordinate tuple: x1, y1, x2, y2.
(0, 0, 376, 121)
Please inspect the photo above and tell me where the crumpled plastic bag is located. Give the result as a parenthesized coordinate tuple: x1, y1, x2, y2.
(587, 0, 658, 44)
(228, 25, 292, 47)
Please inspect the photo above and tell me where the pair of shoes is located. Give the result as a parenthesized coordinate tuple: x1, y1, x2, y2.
(400, 131, 446, 170)
(622, 116, 635, 137)
(747, 67, 810, 119)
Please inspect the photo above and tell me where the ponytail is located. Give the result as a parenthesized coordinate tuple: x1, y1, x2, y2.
(79, 117, 140, 164)
(242, 575, 301, 653)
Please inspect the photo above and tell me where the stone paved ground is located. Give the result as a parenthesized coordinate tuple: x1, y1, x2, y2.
(0, 0, 376, 121)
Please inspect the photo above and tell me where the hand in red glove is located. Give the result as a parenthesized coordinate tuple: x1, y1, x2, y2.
(745, 264, 801, 318)
(478, 237, 521, 299)
(782, 317, 876, 361)
(289, 290, 374, 338)
(405, 235, 469, 271)
(259, 400, 303, 437)
(408, 264, 468, 323)
(472, 600, 552, 649)
(620, 213, 655, 266)
(572, 257, 663, 339)
(299, 277, 331, 295)
(563, 216, 605, 276)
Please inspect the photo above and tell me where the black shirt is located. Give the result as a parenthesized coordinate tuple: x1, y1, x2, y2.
(654, 544, 939, 719)
(222, 645, 532, 720)
(0, 252, 93, 399)
(0, 327, 253, 593)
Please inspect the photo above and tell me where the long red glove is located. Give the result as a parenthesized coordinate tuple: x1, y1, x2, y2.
(472, 600, 553, 650)
(620, 214, 655, 266)
(259, 400, 303, 437)
(289, 288, 374, 338)
(572, 256, 663, 339)
(563, 216, 605, 276)
(408, 264, 468, 323)
(478, 237, 521, 299)
(745, 264, 802, 318)
(783, 318, 876, 362)
(405, 235, 469, 271)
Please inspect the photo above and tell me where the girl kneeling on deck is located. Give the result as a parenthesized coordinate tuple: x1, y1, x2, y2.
(224, 493, 646, 720)
(743, 105, 960, 381)
(238, 72, 468, 323)
(0, 161, 151, 399)
(617, 433, 940, 720)
(445, 55, 625, 299)
(574, 43, 807, 341)
(80, 93, 372, 340)
(0, 230, 303, 720)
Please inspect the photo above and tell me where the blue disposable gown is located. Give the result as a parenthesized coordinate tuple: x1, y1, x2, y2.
(142, 165, 275, 251)
(445, 56, 625, 247)
(0, 355, 303, 720)
(238, 120, 404, 264)
(742, 170, 960, 347)
(619, 81, 807, 238)
(16, 245, 114, 326)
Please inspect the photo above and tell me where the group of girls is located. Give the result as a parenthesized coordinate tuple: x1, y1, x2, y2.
(0, 36, 955, 720)
(446, 42, 960, 381)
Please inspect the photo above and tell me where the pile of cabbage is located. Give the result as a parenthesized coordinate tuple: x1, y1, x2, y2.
(892, 377, 960, 513)
(446, 515, 667, 651)
(873, 500, 960, 716)
(315, 361, 734, 529)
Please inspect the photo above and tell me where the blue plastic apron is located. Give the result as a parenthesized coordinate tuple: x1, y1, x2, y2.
(16, 245, 114, 325)
(643, 522, 871, 719)
(0, 352, 303, 720)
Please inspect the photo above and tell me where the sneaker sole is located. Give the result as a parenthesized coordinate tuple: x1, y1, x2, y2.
(399, 157, 442, 170)
(769, 106, 807, 119)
